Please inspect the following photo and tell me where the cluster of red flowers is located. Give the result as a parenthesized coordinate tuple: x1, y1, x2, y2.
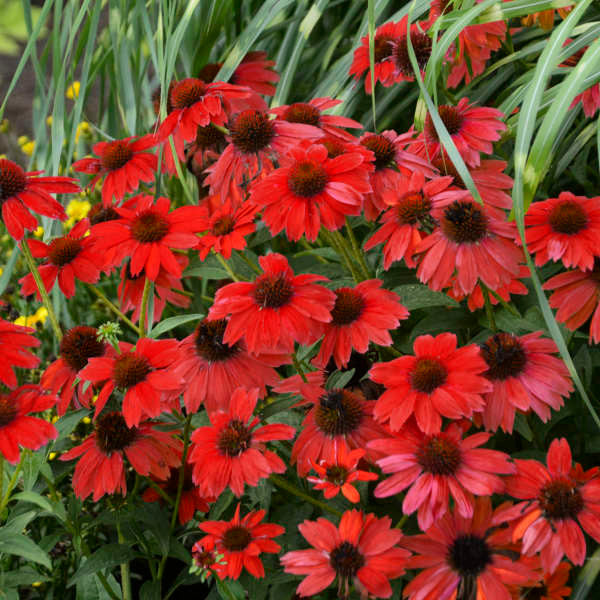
(1, 2, 599, 599)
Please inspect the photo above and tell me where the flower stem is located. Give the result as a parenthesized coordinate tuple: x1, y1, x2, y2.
(480, 283, 497, 332)
(87, 285, 140, 335)
(321, 229, 361, 283)
(270, 474, 342, 518)
(117, 518, 132, 600)
(138, 277, 152, 337)
(344, 218, 371, 280)
(215, 252, 241, 282)
(146, 478, 174, 506)
(235, 249, 261, 275)
(21, 240, 63, 341)
(291, 351, 308, 383)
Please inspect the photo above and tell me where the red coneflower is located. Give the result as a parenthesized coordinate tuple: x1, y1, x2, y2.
(0, 158, 78, 240)
(196, 503, 284, 580)
(19, 218, 100, 299)
(307, 446, 378, 503)
(41, 326, 106, 416)
(502, 438, 600, 574)
(78, 338, 182, 426)
(416, 198, 522, 295)
(525, 192, 600, 271)
(0, 318, 40, 388)
(370, 333, 491, 434)
(313, 279, 408, 369)
(250, 141, 372, 241)
(479, 332, 573, 433)
(561, 41, 600, 118)
(364, 171, 468, 269)
(512, 558, 572, 600)
(188, 387, 295, 497)
(370, 420, 514, 531)
(196, 200, 258, 260)
(272, 369, 326, 406)
(291, 387, 389, 476)
(208, 252, 335, 355)
(60, 411, 182, 501)
(402, 496, 533, 600)
(413, 98, 507, 167)
(174, 318, 284, 414)
(91, 194, 205, 281)
(281, 510, 410, 598)
(72, 134, 157, 206)
(0, 385, 57, 463)
(142, 462, 214, 524)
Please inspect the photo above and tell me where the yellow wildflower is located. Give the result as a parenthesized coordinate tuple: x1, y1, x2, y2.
(75, 121, 91, 143)
(46, 115, 53, 126)
(14, 307, 48, 328)
(65, 198, 91, 228)
(33, 226, 44, 238)
(66, 81, 81, 100)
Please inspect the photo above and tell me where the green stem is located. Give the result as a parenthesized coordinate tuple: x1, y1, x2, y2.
(87, 285, 140, 335)
(0, 456, 4, 508)
(21, 240, 63, 341)
(321, 230, 361, 283)
(270, 474, 342, 518)
(138, 277, 152, 337)
(146, 478, 174, 506)
(117, 518, 132, 600)
(291, 351, 308, 383)
(395, 513, 409, 529)
(215, 252, 241, 282)
(480, 284, 497, 332)
(235, 250, 261, 275)
(344, 218, 371, 280)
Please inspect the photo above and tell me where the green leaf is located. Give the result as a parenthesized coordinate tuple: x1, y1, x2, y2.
(185, 266, 229, 280)
(148, 313, 204, 338)
(326, 369, 356, 390)
(573, 546, 600, 600)
(393, 284, 458, 310)
(68, 544, 138, 587)
(215, 578, 246, 600)
(0, 532, 51, 569)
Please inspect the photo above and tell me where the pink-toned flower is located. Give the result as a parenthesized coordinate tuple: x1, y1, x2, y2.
(0, 318, 40, 388)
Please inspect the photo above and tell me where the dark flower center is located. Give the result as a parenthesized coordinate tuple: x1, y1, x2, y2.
(481, 333, 527, 380)
(539, 479, 584, 520)
(89, 204, 120, 225)
(195, 124, 226, 150)
(164, 465, 195, 494)
(548, 199, 588, 235)
(253, 273, 294, 308)
(361, 134, 396, 170)
(441, 200, 488, 244)
(197, 62, 222, 83)
(374, 34, 395, 63)
(170, 78, 207, 109)
(223, 525, 252, 552)
(48, 237, 82, 266)
(0, 159, 27, 201)
(325, 464, 349, 485)
(525, 584, 549, 600)
(212, 216, 235, 236)
(194, 319, 239, 362)
(131, 210, 170, 243)
(100, 140, 134, 171)
(410, 357, 448, 394)
(95, 411, 138, 454)
(0, 395, 18, 427)
(321, 136, 346, 159)
(112, 353, 152, 389)
(425, 105, 465, 141)
(393, 31, 432, 76)
(448, 534, 492, 577)
(282, 103, 321, 126)
(331, 288, 365, 325)
(397, 192, 433, 226)
(192, 546, 217, 568)
(330, 541, 365, 578)
(315, 389, 365, 436)
(433, 156, 466, 189)
(416, 435, 461, 475)
(288, 160, 328, 198)
(230, 110, 275, 154)
(217, 419, 252, 457)
(60, 326, 104, 372)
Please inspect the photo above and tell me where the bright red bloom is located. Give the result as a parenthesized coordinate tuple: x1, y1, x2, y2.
(403, 496, 533, 600)
(479, 332, 573, 433)
(189, 387, 295, 497)
(71, 135, 157, 206)
(370, 333, 491, 434)
(196, 200, 258, 260)
(308, 446, 378, 503)
(416, 198, 522, 295)
(196, 503, 284, 580)
(174, 318, 285, 414)
(313, 279, 408, 369)
(511, 559, 572, 600)
(413, 98, 507, 167)
(270, 97, 362, 141)
(208, 252, 336, 354)
(364, 171, 468, 269)
(20, 218, 100, 299)
(61, 411, 182, 501)
(502, 438, 600, 574)
(272, 369, 326, 406)
(525, 192, 600, 271)
(370, 420, 513, 530)
(41, 326, 107, 416)
(250, 142, 371, 241)
(543, 264, 600, 343)
(291, 388, 389, 476)
(0, 385, 57, 464)
(0, 318, 40, 388)
(142, 462, 214, 524)
(0, 158, 78, 240)
(281, 510, 410, 598)
(91, 194, 204, 281)
(78, 338, 182, 426)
